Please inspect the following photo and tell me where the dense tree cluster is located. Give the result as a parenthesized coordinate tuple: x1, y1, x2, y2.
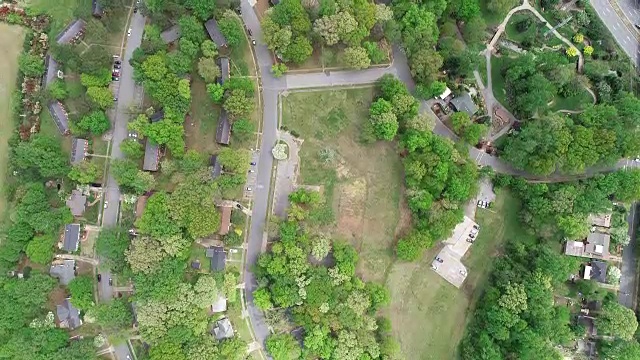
(502, 92, 640, 175)
(254, 189, 399, 359)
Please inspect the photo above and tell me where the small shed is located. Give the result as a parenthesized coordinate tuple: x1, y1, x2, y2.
(66, 190, 87, 217)
(62, 224, 81, 253)
(210, 155, 222, 179)
(437, 87, 452, 100)
(92, 0, 103, 18)
(55, 19, 86, 44)
(217, 57, 230, 85)
(143, 140, 160, 171)
(450, 92, 478, 117)
(219, 206, 232, 235)
(206, 246, 226, 271)
(211, 294, 227, 313)
(70, 138, 88, 165)
(43, 55, 58, 88)
(48, 101, 70, 135)
(216, 111, 231, 145)
(204, 18, 228, 48)
(161, 25, 181, 44)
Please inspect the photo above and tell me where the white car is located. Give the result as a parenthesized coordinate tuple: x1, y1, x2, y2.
(127, 28, 132, 37)
(246, 187, 252, 191)
(104, 201, 109, 209)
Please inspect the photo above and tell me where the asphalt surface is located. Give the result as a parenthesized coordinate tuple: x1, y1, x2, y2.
(619, 203, 638, 308)
(591, 0, 639, 63)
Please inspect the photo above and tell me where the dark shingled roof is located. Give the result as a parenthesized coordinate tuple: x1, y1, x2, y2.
(56, 19, 86, 44)
(216, 111, 231, 145)
(217, 57, 230, 85)
(48, 102, 70, 135)
(70, 138, 88, 165)
(143, 140, 160, 171)
(56, 299, 82, 329)
(149, 110, 165, 122)
(50, 260, 76, 285)
(450, 92, 478, 117)
(92, 0, 103, 17)
(206, 246, 226, 271)
(204, 19, 228, 48)
(210, 155, 222, 179)
(63, 224, 80, 252)
(161, 25, 181, 44)
(43, 55, 58, 88)
(590, 261, 608, 283)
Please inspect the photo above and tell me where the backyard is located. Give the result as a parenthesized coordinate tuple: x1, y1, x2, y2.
(0, 24, 26, 221)
(386, 190, 532, 359)
(280, 87, 405, 284)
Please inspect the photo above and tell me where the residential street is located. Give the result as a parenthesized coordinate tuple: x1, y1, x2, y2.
(591, 0, 639, 63)
(619, 203, 638, 308)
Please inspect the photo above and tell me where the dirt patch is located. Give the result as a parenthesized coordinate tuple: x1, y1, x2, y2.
(47, 286, 68, 311)
(336, 178, 367, 245)
(394, 186, 412, 240)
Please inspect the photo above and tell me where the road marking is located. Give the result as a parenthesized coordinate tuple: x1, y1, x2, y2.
(605, 7, 612, 14)
(628, 36, 633, 42)
(613, 23, 619, 30)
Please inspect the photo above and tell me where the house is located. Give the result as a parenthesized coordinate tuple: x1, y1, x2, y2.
(211, 317, 234, 340)
(217, 57, 230, 85)
(66, 190, 87, 217)
(50, 259, 76, 285)
(55, 19, 86, 44)
(206, 246, 226, 271)
(56, 299, 82, 330)
(161, 25, 181, 44)
(48, 101, 70, 135)
(143, 140, 160, 171)
(583, 260, 607, 283)
(216, 111, 231, 145)
(450, 92, 478, 117)
(588, 213, 612, 229)
(204, 18, 228, 48)
(211, 294, 227, 313)
(70, 138, 89, 165)
(210, 155, 222, 179)
(92, 0, 103, 18)
(62, 224, 81, 253)
(564, 232, 610, 260)
(43, 55, 58, 88)
(219, 206, 232, 235)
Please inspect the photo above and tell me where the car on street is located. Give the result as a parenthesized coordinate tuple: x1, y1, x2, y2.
(114, 60, 122, 65)
(112, 76, 119, 81)
(104, 201, 108, 209)
(114, 97, 118, 102)
(250, 162, 256, 165)
(251, 38, 256, 45)
(236, 204, 243, 209)
(108, 278, 113, 286)
(635, 24, 640, 30)
(97, 274, 102, 282)
(127, 28, 132, 37)
(113, 63, 121, 69)
(134, 7, 138, 13)
(246, 187, 252, 191)
(248, 169, 255, 173)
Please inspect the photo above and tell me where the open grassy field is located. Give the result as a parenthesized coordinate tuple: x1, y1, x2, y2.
(280, 87, 405, 283)
(386, 190, 532, 359)
(0, 24, 26, 221)
(490, 55, 514, 108)
(505, 12, 544, 44)
(550, 86, 595, 112)
(24, 0, 92, 35)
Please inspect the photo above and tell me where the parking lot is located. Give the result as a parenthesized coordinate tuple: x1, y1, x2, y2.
(432, 216, 480, 288)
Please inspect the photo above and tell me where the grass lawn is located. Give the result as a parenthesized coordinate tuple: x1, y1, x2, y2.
(188, 243, 209, 271)
(25, 0, 92, 36)
(386, 190, 533, 359)
(505, 12, 543, 44)
(550, 86, 595, 112)
(0, 24, 26, 222)
(280, 87, 404, 284)
(479, 0, 507, 27)
(490, 55, 517, 110)
(185, 77, 222, 155)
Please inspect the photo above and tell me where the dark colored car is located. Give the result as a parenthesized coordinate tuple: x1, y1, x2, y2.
(108, 278, 113, 286)
(113, 63, 121, 69)
(97, 274, 102, 282)
(114, 60, 122, 65)
(112, 76, 119, 81)
(250, 162, 256, 165)
(635, 24, 640, 30)
(134, 7, 138, 13)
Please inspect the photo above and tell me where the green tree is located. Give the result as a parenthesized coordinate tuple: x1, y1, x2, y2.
(266, 334, 302, 360)
(120, 139, 145, 159)
(88, 298, 133, 331)
(253, 287, 273, 310)
(371, 111, 399, 141)
(26, 235, 55, 264)
(600, 340, 640, 360)
(223, 90, 254, 118)
(218, 148, 251, 173)
(219, 11, 245, 49)
(282, 36, 313, 64)
(48, 80, 68, 100)
(68, 276, 94, 310)
(342, 46, 371, 70)
(170, 174, 221, 239)
(487, 0, 518, 16)
(197, 57, 221, 83)
(596, 301, 638, 340)
(409, 49, 443, 84)
(77, 111, 111, 135)
(96, 227, 130, 273)
(200, 40, 218, 58)
(111, 159, 156, 194)
(12, 134, 69, 178)
(178, 15, 207, 44)
(271, 63, 288, 77)
(19, 54, 45, 77)
(206, 83, 225, 103)
(86, 87, 114, 109)
(68, 161, 100, 184)
(80, 70, 112, 87)
(232, 118, 255, 141)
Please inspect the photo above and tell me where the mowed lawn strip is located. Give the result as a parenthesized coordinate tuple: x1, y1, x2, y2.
(0, 24, 26, 221)
(386, 190, 531, 359)
(280, 87, 403, 283)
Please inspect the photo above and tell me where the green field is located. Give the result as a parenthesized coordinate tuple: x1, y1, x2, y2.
(550, 86, 595, 112)
(0, 24, 26, 221)
(490, 55, 514, 108)
(25, 0, 92, 35)
(280, 87, 404, 283)
(387, 190, 530, 359)
(505, 12, 543, 44)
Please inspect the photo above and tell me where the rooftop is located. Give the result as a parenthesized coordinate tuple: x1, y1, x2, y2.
(49, 260, 76, 285)
(588, 213, 612, 228)
(66, 190, 87, 217)
(564, 232, 610, 259)
(206, 246, 226, 271)
(63, 224, 81, 253)
(211, 294, 227, 313)
(438, 87, 452, 100)
(135, 195, 148, 219)
(48, 101, 70, 135)
(212, 317, 234, 340)
(210, 155, 222, 179)
(43, 55, 58, 88)
(56, 19, 86, 44)
(204, 18, 228, 48)
(70, 138, 88, 165)
(450, 92, 478, 117)
(161, 25, 181, 44)
(149, 110, 165, 123)
(143, 140, 160, 171)
(92, 0, 103, 17)
(56, 299, 82, 329)
(219, 206, 232, 235)
(586, 260, 608, 283)
(216, 111, 231, 145)
(218, 57, 230, 85)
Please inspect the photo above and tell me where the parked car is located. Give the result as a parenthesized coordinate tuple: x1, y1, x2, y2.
(635, 24, 640, 30)
(114, 60, 122, 65)
(108, 278, 113, 286)
(112, 76, 119, 81)
(113, 63, 121, 69)
(236, 204, 243, 209)
(104, 201, 108, 209)
(250, 162, 256, 165)
(97, 274, 102, 282)
(127, 28, 132, 37)
(246, 187, 252, 191)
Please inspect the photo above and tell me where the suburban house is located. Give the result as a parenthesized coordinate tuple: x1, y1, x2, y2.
(49, 259, 76, 285)
(70, 138, 89, 164)
(219, 206, 232, 235)
(43, 55, 58, 88)
(583, 260, 607, 283)
(161, 24, 181, 44)
(48, 101, 70, 135)
(588, 213, 612, 229)
(210, 155, 222, 179)
(217, 57, 230, 85)
(66, 190, 87, 217)
(206, 246, 226, 272)
(216, 111, 231, 145)
(450, 92, 478, 117)
(61, 224, 81, 253)
(204, 18, 228, 48)
(92, 0, 103, 18)
(56, 298, 82, 330)
(55, 19, 86, 44)
(564, 232, 610, 260)
(211, 317, 234, 340)
(211, 294, 227, 313)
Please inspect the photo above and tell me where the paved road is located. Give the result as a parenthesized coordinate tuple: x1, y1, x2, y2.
(619, 202, 638, 308)
(591, 0, 639, 63)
